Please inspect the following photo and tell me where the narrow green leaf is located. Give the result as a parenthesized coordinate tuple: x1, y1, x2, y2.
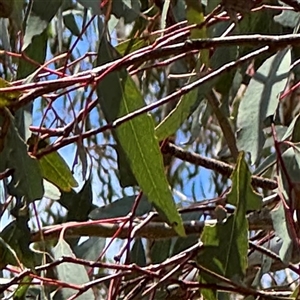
(74, 237, 106, 262)
(60, 179, 93, 221)
(0, 115, 44, 201)
(77, 0, 102, 15)
(63, 12, 81, 36)
(111, 0, 141, 24)
(237, 48, 291, 164)
(270, 202, 293, 264)
(186, 0, 206, 39)
(17, 30, 48, 80)
(155, 83, 200, 141)
(281, 115, 300, 141)
(130, 238, 146, 267)
(155, 77, 217, 141)
(150, 239, 171, 264)
(89, 195, 152, 220)
(291, 285, 300, 300)
(114, 143, 137, 187)
(198, 153, 261, 285)
(23, 0, 63, 51)
(52, 239, 94, 300)
(96, 30, 185, 236)
(116, 37, 147, 56)
(292, 115, 300, 142)
(0, 218, 35, 269)
(12, 276, 33, 299)
(39, 151, 78, 192)
(227, 152, 262, 211)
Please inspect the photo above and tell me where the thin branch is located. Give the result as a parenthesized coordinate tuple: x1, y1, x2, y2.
(0, 34, 300, 109)
(163, 142, 278, 190)
(30, 212, 273, 242)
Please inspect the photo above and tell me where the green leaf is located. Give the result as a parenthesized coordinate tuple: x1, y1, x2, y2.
(155, 78, 216, 141)
(270, 202, 293, 264)
(0, 218, 35, 269)
(39, 151, 78, 192)
(150, 239, 171, 264)
(96, 28, 185, 236)
(171, 211, 202, 255)
(116, 37, 148, 56)
(281, 115, 300, 141)
(274, 4, 300, 29)
(186, 0, 206, 39)
(59, 179, 93, 221)
(17, 30, 48, 79)
(0, 115, 44, 201)
(130, 238, 146, 267)
(291, 285, 300, 299)
(111, 0, 141, 24)
(292, 115, 300, 143)
(77, 0, 102, 15)
(185, 0, 208, 64)
(114, 143, 137, 187)
(12, 276, 33, 299)
(227, 152, 262, 211)
(89, 194, 152, 220)
(23, 0, 63, 51)
(63, 12, 81, 36)
(281, 148, 300, 183)
(0, 78, 21, 108)
(52, 238, 94, 300)
(237, 48, 291, 164)
(198, 153, 260, 285)
(74, 237, 106, 262)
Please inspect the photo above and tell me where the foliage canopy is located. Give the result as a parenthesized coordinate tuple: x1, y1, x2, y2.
(1, 0, 300, 299)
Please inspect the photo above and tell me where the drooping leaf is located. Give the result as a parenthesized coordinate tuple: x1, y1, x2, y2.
(96, 26, 185, 236)
(227, 152, 262, 211)
(12, 276, 33, 299)
(23, 0, 63, 51)
(237, 48, 291, 164)
(150, 239, 172, 264)
(60, 178, 93, 221)
(171, 211, 203, 255)
(274, 3, 300, 29)
(39, 151, 78, 192)
(0, 114, 44, 202)
(111, 0, 141, 24)
(17, 30, 48, 80)
(186, 0, 208, 64)
(114, 143, 137, 187)
(155, 78, 215, 141)
(74, 237, 106, 262)
(130, 238, 146, 267)
(0, 217, 35, 269)
(270, 202, 293, 264)
(89, 194, 152, 220)
(292, 115, 300, 143)
(52, 238, 94, 300)
(198, 153, 260, 288)
(116, 37, 148, 56)
(63, 12, 81, 36)
(77, 0, 102, 15)
(281, 147, 300, 184)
